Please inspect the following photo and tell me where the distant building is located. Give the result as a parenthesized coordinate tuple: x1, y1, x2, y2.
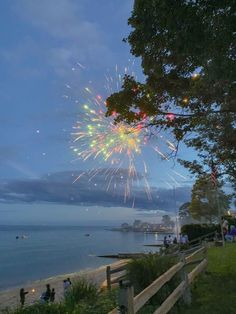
(121, 223, 130, 229)
(133, 220, 142, 230)
(118, 220, 174, 233)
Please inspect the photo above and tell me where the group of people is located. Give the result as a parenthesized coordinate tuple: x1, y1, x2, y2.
(163, 234, 189, 248)
(39, 284, 55, 304)
(163, 235, 177, 248)
(19, 277, 72, 307)
(223, 218, 236, 242)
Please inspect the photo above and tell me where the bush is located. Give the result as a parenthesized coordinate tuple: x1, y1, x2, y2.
(126, 254, 180, 307)
(64, 279, 117, 314)
(64, 278, 98, 309)
(181, 224, 220, 242)
(2, 303, 67, 314)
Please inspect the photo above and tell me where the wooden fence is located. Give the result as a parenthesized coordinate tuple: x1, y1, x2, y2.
(104, 260, 129, 290)
(108, 245, 207, 314)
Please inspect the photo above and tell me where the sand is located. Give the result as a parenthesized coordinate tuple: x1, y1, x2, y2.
(0, 259, 127, 311)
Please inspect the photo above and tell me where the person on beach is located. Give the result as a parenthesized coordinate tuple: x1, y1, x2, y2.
(66, 277, 72, 289)
(63, 279, 71, 296)
(167, 234, 173, 245)
(50, 288, 55, 303)
(20, 288, 28, 306)
(163, 236, 169, 248)
(44, 284, 51, 302)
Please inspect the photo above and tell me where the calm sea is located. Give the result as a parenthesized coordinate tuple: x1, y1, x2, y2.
(0, 225, 166, 291)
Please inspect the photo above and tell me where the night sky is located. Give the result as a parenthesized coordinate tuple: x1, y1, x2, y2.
(0, 0, 194, 225)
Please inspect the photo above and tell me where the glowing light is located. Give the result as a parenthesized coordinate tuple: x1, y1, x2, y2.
(192, 73, 200, 79)
(183, 98, 189, 104)
(96, 95, 102, 100)
(167, 113, 175, 121)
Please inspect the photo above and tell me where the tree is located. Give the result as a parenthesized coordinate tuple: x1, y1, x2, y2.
(189, 175, 230, 223)
(179, 202, 192, 226)
(162, 214, 175, 228)
(106, 0, 236, 188)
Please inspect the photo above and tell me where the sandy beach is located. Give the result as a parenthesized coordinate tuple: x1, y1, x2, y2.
(0, 259, 126, 311)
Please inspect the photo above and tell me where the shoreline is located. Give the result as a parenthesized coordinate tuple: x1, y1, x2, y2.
(0, 259, 125, 311)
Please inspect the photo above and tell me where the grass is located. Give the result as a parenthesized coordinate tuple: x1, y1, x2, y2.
(179, 243, 236, 314)
(130, 243, 236, 314)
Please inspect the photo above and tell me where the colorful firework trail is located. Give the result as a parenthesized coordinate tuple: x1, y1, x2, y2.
(68, 63, 178, 204)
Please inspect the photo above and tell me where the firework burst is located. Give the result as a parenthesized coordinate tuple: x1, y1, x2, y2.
(68, 63, 177, 204)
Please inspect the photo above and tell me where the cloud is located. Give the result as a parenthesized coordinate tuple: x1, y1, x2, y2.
(0, 170, 191, 211)
(12, 0, 117, 74)
(17, 0, 88, 40)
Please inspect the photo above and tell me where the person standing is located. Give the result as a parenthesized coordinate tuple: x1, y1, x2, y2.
(168, 234, 173, 245)
(50, 288, 55, 303)
(222, 218, 229, 236)
(163, 236, 169, 248)
(63, 279, 70, 296)
(20, 288, 28, 307)
(44, 284, 51, 302)
(67, 278, 72, 288)
(184, 234, 189, 244)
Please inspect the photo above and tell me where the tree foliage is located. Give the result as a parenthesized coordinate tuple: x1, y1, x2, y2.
(178, 202, 192, 226)
(189, 175, 230, 223)
(162, 214, 175, 227)
(106, 0, 236, 188)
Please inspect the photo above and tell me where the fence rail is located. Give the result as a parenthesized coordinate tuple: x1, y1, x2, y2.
(105, 261, 128, 290)
(108, 244, 208, 314)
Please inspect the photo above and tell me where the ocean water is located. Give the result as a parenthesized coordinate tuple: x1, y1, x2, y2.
(0, 225, 166, 291)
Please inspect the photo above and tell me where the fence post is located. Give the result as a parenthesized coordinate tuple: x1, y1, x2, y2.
(180, 253, 192, 305)
(118, 280, 134, 314)
(203, 241, 208, 273)
(106, 266, 111, 291)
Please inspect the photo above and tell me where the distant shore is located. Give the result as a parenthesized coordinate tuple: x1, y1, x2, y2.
(109, 228, 174, 233)
(0, 259, 125, 311)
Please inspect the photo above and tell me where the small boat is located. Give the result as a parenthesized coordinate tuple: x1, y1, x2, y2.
(85, 234, 90, 237)
(16, 235, 29, 239)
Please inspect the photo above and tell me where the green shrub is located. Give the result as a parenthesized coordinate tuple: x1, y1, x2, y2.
(126, 254, 180, 307)
(65, 286, 118, 314)
(181, 224, 220, 242)
(73, 289, 118, 314)
(2, 303, 67, 314)
(64, 278, 97, 309)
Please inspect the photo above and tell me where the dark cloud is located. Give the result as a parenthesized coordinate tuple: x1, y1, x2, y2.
(0, 170, 191, 210)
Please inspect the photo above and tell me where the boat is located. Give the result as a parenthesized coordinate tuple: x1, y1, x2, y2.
(16, 235, 29, 239)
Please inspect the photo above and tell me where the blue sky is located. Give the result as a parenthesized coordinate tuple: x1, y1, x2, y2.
(0, 0, 195, 224)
